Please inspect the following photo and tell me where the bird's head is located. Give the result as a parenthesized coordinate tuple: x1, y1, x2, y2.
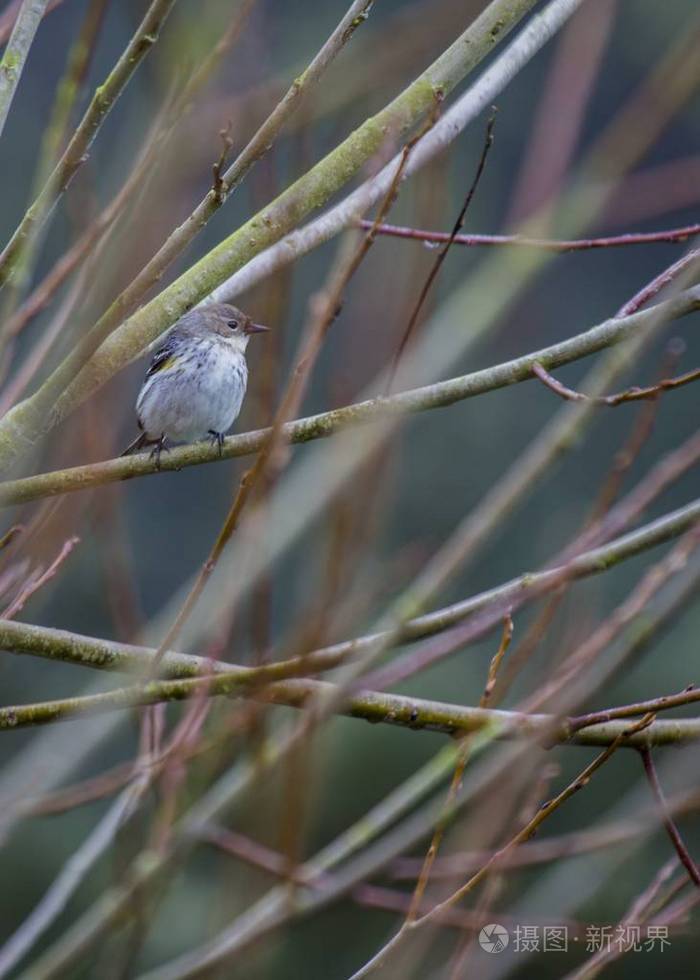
(195, 303, 269, 351)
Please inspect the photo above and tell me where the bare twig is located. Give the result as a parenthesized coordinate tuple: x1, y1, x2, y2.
(386, 108, 497, 386)
(22, 763, 135, 817)
(586, 338, 686, 523)
(210, 121, 234, 205)
(570, 686, 700, 735)
(532, 359, 700, 405)
(1, 535, 79, 618)
(359, 220, 700, 251)
(639, 747, 700, 887)
(390, 794, 700, 879)
(481, 613, 513, 708)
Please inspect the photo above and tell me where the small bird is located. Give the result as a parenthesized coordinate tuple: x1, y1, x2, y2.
(123, 303, 268, 463)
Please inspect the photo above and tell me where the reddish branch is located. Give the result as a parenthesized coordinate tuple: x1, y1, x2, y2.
(639, 747, 700, 887)
(532, 360, 700, 406)
(1, 536, 79, 619)
(359, 219, 700, 251)
(619, 248, 700, 316)
(569, 685, 700, 734)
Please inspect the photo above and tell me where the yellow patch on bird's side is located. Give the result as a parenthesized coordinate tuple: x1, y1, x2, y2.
(154, 355, 179, 373)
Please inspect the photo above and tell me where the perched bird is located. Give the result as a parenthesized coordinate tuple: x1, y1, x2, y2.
(123, 303, 268, 463)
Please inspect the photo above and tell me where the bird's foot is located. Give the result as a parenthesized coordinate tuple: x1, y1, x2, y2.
(149, 434, 169, 470)
(208, 430, 225, 457)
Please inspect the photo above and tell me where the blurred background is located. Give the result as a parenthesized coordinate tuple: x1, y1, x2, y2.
(0, 0, 698, 976)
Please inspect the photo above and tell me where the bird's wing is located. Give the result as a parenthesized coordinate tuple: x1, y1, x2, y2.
(145, 329, 187, 378)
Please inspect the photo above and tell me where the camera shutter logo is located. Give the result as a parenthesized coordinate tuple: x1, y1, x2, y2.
(479, 923, 510, 953)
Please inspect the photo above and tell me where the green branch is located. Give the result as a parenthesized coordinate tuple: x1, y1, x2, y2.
(1, 283, 698, 506)
(1, 665, 698, 748)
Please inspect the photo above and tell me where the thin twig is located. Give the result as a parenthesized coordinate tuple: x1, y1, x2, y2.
(210, 121, 234, 205)
(480, 613, 513, 707)
(386, 108, 497, 388)
(532, 360, 700, 405)
(619, 247, 700, 316)
(570, 685, 700, 735)
(586, 338, 685, 523)
(639, 747, 700, 887)
(1, 535, 79, 618)
(359, 219, 700, 251)
(390, 794, 700, 879)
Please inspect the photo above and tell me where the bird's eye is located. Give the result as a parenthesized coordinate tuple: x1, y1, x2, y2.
(227, 319, 239, 331)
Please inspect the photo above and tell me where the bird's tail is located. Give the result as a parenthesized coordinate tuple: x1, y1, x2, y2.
(121, 432, 149, 457)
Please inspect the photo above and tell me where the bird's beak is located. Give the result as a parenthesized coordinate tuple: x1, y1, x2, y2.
(244, 321, 270, 335)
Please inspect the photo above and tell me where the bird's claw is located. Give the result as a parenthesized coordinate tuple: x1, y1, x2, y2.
(149, 435, 169, 470)
(208, 430, 225, 457)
